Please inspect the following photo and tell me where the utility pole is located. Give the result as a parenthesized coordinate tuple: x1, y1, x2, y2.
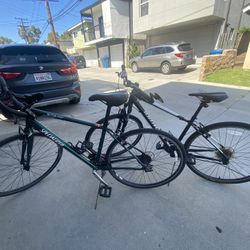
(34, 0, 59, 47)
(16, 17, 30, 44)
(45, 0, 59, 47)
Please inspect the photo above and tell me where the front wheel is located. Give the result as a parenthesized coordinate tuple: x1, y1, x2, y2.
(185, 122, 250, 183)
(107, 128, 185, 188)
(0, 133, 63, 197)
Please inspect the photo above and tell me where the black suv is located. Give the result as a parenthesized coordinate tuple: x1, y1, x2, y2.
(68, 55, 86, 69)
(0, 44, 81, 107)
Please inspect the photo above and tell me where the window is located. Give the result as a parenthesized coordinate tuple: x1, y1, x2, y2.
(0, 46, 67, 65)
(140, 0, 149, 17)
(142, 49, 153, 57)
(73, 31, 78, 38)
(178, 43, 192, 51)
(161, 47, 174, 54)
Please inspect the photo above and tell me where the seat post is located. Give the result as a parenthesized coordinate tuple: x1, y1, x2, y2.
(96, 105, 112, 161)
(179, 101, 206, 141)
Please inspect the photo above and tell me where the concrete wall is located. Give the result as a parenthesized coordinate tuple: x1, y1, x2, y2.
(133, 0, 215, 34)
(110, 0, 129, 39)
(102, 0, 112, 37)
(148, 22, 221, 57)
(199, 49, 237, 80)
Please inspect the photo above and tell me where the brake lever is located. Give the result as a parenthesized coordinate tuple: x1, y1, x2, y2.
(150, 93, 164, 103)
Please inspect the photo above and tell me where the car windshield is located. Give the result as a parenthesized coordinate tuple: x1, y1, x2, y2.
(0, 46, 68, 65)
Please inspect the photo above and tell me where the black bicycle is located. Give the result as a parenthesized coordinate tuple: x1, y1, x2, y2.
(85, 66, 250, 184)
(0, 77, 186, 197)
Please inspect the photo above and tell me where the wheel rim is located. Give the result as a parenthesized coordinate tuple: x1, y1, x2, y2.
(0, 135, 60, 195)
(162, 63, 170, 74)
(186, 125, 250, 181)
(108, 129, 184, 187)
(132, 63, 137, 72)
(86, 115, 142, 155)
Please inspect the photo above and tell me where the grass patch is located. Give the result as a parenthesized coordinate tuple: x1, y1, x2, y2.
(204, 67, 250, 87)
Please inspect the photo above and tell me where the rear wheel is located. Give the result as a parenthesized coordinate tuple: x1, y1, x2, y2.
(70, 97, 81, 104)
(85, 114, 143, 155)
(131, 62, 139, 73)
(0, 133, 63, 197)
(177, 66, 187, 71)
(107, 128, 185, 188)
(161, 62, 171, 74)
(185, 122, 250, 183)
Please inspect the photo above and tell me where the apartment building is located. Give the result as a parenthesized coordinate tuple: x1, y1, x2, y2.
(133, 0, 250, 56)
(80, 0, 132, 67)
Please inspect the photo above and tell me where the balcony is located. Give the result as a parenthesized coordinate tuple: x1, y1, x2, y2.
(83, 23, 105, 42)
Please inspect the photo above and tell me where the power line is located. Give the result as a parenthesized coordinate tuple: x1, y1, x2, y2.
(30, 0, 59, 47)
(16, 17, 30, 44)
(53, 0, 81, 22)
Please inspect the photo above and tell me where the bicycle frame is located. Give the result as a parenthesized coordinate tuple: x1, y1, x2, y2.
(125, 94, 203, 140)
(27, 107, 113, 171)
(121, 94, 229, 163)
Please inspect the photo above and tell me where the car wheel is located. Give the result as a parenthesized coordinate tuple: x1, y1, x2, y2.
(69, 97, 81, 104)
(178, 66, 187, 71)
(131, 62, 139, 73)
(161, 62, 171, 74)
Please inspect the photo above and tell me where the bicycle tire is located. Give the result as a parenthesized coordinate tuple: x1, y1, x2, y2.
(106, 128, 185, 188)
(0, 133, 63, 197)
(185, 122, 250, 183)
(85, 114, 143, 154)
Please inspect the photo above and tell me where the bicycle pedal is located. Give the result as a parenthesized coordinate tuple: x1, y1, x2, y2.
(98, 185, 112, 198)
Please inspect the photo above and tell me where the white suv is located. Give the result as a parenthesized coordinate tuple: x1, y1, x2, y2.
(130, 42, 196, 74)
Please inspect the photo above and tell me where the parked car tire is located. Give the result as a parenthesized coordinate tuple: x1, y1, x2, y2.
(131, 62, 139, 73)
(177, 66, 187, 71)
(161, 62, 172, 74)
(69, 97, 81, 104)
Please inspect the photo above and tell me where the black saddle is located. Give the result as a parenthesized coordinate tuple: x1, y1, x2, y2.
(89, 90, 129, 107)
(189, 92, 228, 103)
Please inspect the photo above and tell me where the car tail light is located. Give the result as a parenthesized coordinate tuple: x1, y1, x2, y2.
(60, 65, 78, 75)
(175, 53, 185, 58)
(0, 72, 21, 80)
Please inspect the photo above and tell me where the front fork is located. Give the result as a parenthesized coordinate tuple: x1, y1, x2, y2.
(19, 126, 34, 171)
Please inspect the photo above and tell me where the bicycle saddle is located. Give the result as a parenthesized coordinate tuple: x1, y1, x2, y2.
(89, 89, 129, 107)
(189, 92, 228, 103)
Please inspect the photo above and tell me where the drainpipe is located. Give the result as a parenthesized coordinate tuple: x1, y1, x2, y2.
(234, 0, 246, 48)
(220, 0, 232, 48)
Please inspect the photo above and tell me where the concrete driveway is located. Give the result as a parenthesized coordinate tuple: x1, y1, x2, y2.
(0, 68, 249, 250)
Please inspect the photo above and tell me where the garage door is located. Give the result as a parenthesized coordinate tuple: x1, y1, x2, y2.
(149, 23, 220, 57)
(83, 48, 98, 67)
(110, 44, 123, 67)
(98, 46, 109, 59)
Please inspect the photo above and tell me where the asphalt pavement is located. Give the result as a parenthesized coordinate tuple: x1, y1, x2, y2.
(0, 67, 250, 250)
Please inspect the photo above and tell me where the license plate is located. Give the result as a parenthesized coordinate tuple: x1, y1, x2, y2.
(33, 73, 52, 82)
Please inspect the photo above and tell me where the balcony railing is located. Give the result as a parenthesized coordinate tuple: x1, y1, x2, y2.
(83, 24, 105, 42)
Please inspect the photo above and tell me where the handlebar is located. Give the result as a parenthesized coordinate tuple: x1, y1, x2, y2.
(116, 65, 163, 104)
(0, 77, 33, 118)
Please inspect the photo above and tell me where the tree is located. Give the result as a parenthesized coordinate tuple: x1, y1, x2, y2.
(60, 31, 72, 41)
(0, 36, 13, 44)
(18, 25, 41, 44)
(44, 31, 60, 44)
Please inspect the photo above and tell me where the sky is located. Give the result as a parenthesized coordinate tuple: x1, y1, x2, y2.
(0, 0, 96, 43)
